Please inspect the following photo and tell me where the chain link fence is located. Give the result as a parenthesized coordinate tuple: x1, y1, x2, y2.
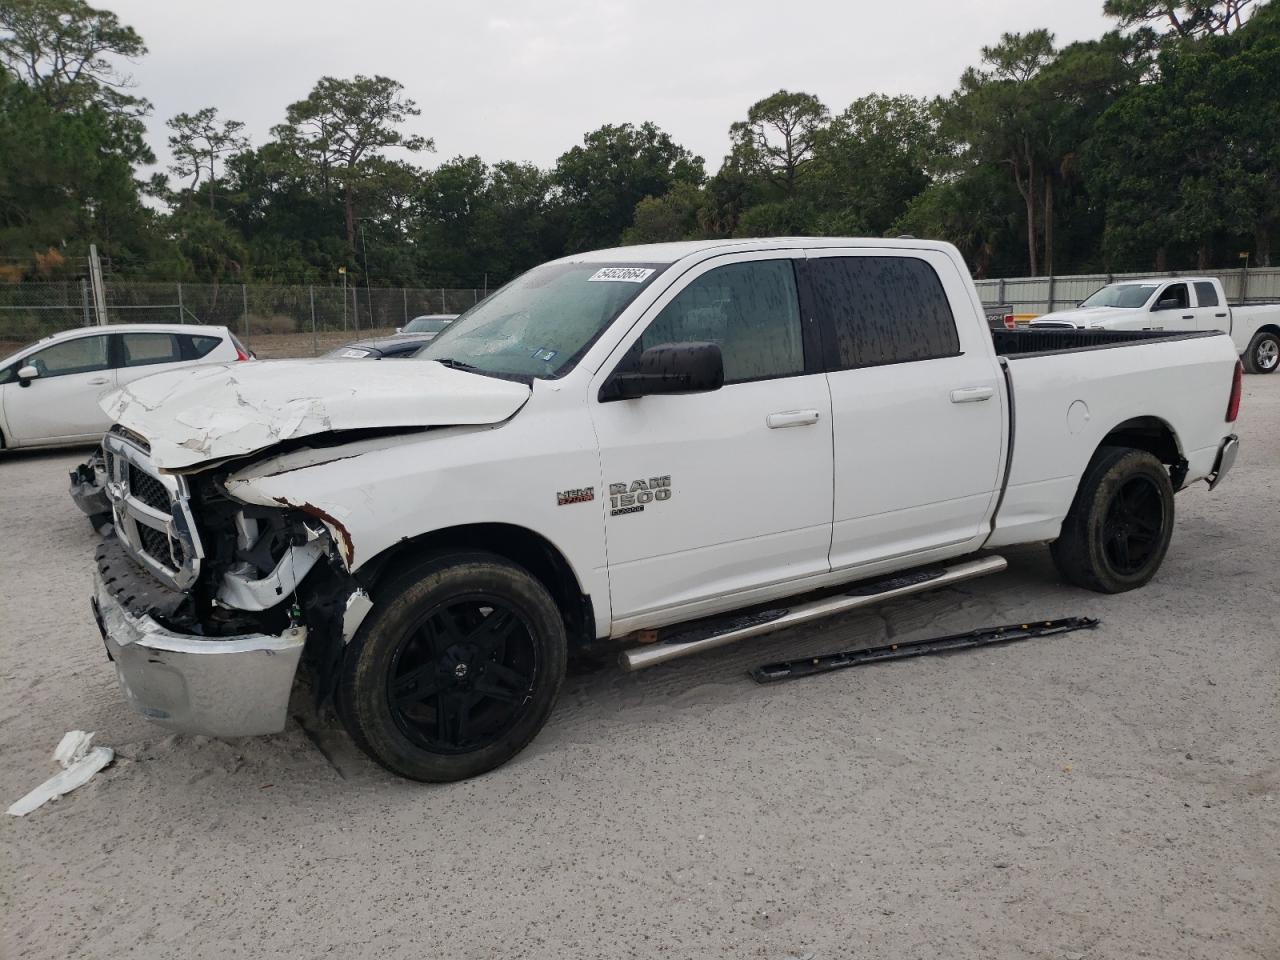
(0, 281, 493, 359)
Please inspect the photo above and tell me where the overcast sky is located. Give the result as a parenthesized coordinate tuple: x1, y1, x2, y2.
(110, 0, 1113, 175)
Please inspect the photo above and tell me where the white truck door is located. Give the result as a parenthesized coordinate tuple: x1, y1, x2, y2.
(802, 249, 1006, 570)
(590, 253, 833, 623)
(1148, 281, 1194, 329)
(1191, 280, 1230, 332)
(0, 333, 116, 444)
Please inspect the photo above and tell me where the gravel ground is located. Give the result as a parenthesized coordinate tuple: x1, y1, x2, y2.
(2, 377, 1277, 960)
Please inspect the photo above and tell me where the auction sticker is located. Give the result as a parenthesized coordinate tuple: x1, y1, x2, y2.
(587, 267, 655, 283)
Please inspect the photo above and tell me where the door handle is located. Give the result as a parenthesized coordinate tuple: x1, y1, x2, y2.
(88, 377, 110, 385)
(949, 386, 995, 404)
(1215, 312, 1228, 318)
(766, 409, 820, 429)
(1181, 314, 1194, 320)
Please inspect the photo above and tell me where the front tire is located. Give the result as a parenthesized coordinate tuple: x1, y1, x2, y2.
(338, 553, 567, 782)
(1050, 446, 1175, 594)
(1243, 330, 1279, 374)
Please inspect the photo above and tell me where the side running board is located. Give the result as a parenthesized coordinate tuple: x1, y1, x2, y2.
(620, 555, 1008, 671)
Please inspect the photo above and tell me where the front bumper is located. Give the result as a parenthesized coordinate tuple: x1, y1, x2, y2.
(1208, 434, 1239, 491)
(92, 570, 306, 737)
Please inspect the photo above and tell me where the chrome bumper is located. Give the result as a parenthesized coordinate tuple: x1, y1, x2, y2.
(92, 572, 306, 737)
(1208, 434, 1239, 491)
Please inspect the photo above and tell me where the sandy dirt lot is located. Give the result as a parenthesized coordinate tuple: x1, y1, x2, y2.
(2, 378, 1277, 960)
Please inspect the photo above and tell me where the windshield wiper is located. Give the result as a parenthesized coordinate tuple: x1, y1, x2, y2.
(431, 357, 481, 372)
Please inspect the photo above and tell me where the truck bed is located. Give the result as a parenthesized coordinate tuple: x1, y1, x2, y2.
(990, 328, 1219, 358)
(985, 327, 1239, 550)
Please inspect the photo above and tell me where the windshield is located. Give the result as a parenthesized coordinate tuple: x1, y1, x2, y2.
(1080, 283, 1157, 308)
(418, 261, 668, 379)
(404, 317, 451, 334)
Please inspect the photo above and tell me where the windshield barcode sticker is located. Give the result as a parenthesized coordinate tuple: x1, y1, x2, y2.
(587, 267, 655, 283)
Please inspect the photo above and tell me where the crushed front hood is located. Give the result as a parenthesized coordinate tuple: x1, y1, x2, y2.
(103, 359, 531, 470)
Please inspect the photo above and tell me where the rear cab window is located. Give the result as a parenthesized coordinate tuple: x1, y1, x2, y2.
(801, 256, 961, 369)
(1193, 282, 1219, 308)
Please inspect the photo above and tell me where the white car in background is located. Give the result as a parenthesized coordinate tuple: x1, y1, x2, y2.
(0, 323, 250, 450)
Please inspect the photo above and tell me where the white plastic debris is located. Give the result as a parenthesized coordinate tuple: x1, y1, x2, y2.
(7, 730, 114, 817)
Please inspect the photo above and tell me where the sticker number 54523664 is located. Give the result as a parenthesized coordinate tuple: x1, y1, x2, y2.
(587, 267, 655, 283)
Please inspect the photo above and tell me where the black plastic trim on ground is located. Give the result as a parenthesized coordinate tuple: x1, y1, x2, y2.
(750, 616, 1101, 683)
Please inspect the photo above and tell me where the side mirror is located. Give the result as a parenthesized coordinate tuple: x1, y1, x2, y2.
(600, 342, 724, 401)
(1153, 298, 1180, 311)
(395, 327, 403, 334)
(17, 364, 38, 386)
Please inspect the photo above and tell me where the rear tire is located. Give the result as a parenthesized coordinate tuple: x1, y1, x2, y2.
(338, 552, 566, 782)
(1050, 446, 1175, 594)
(1243, 330, 1279, 374)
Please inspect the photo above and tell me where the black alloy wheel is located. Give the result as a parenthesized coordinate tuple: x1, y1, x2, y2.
(387, 596, 539, 755)
(339, 552, 567, 782)
(1051, 446, 1176, 594)
(1100, 475, 1167, 576)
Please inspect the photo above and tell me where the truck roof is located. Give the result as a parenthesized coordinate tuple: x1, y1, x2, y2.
(554, 236, 958, 265)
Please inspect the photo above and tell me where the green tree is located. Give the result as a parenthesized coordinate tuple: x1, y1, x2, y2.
(1103, 0, 1256, 37)
(553, 121, 704, 251)
(166, 107, 248, 210)
(727, 90, 829, 195)
(949, 30, 1058, 275)
(274, 75, 432, 254)
(806, 94, 939, 236)
(621, 181, 705, 244)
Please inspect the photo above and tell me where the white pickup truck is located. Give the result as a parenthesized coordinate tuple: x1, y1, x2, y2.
(89, 239, 1243, 782)
(1030, 276, 1280, 374)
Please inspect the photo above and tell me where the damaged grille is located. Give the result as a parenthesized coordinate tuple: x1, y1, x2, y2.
(103, 434, 202, 591)
(128, 464, 171, 513)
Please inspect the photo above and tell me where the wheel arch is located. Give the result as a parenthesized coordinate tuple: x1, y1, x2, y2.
(357, 522, 598, 650)
(1094, 415, 1187, 487)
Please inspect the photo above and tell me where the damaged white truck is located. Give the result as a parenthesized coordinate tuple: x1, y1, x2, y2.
(90, 238, 1243, 782)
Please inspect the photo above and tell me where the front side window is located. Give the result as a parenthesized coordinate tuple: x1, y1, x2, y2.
(21, 335, 110, 379)
(807, 256, 960, 369)
(419, 262, 667, 379)
(1155, 283, 1189, 309)
(122, 332, 181, 366)
(1193, 281, 1219, 307)
(637, 259, 804, 384)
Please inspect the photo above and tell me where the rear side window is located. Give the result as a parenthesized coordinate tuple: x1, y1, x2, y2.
(1193, 282, 1219, 307)
(184, 335, 222, 359)
(639, 259, 804, 384)
(806, 256, 960, 369)
(122, 332, 181, 367)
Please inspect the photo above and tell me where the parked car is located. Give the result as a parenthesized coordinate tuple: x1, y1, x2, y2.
(0, 323, 250, 452)
(1030, 276, 1280, 373)
(326, 333, 438, 360)
(89, 239, 1241, 783)
(397, 314, 457, 336)
(327, 315, 458, 359)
